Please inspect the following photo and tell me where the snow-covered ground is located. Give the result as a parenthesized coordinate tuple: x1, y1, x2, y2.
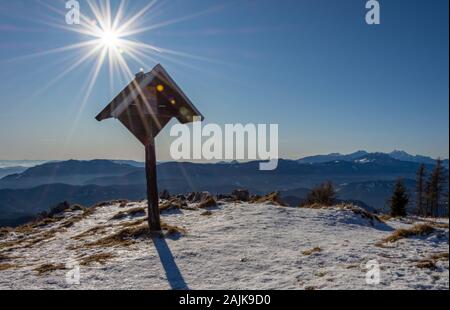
(0, 200, 448, 290)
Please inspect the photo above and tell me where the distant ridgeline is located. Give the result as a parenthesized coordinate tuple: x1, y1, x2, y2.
(0, 152, 448, 227)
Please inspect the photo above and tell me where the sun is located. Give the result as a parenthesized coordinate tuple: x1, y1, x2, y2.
(18, 0, 224, 121)
(99, 29, 120, 49)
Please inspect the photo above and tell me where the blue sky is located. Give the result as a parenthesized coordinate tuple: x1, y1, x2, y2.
(0, 0, 448, 161)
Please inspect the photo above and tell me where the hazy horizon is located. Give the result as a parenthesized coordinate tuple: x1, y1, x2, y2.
(0, 149, 448, 163)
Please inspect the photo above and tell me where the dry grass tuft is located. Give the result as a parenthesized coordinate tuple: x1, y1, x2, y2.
(430, 252, 449, 261)
(300, 203, 325, 209)
(79, 253, 115, 266)
(161, 222, 188, 237)
(82, 206, 97, 217)
(14, 204, 88, 233)
(378, 214, 392, 222)
(59, 218, 77, 229)
(34, 263, 66, 275)
(428, 222, 449, 229)
(67, 204, 85, 212)
(301, 203, 384, 225)
(4, 204, 90, 238)
(72, 225, 110, 240)
(110, 207, 146, 221)
(315, 271, 327, 278)
(302, 247, 322, 256)
(0, 263, 18, 271)
(250, 192, 287, 206)
(0, 240, 18, 251)
(58, 206, 98, 229)
(18, 217, 62, 231)
(0, 227, 12, 238)
(94, 200, 129, 208)
(119, 218, 146, 228)
(197, 197, 217, 209)
(415, 252, 449, 270)
(160, 198, 188, 211)
(86, 225, 146, 248)
(13, 224, 38, 235)
(336, 204, 384, 224)
(26, 229, 58, 246)
(377, 224, 435, 246)
(36, 217, 63, 227)
(0, 228, 59, 251)
(416, 260, 437, 269)
(87, 220, 187, 248)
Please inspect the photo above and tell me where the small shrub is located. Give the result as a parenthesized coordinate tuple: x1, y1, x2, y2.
(47, 201, 71, 217)
(300, 182, 336, 207)
(160, 189, 171, 200)
(232, 189, 250, 202)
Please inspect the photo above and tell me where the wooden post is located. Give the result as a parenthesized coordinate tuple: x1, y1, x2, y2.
(145, 135, 161, 232)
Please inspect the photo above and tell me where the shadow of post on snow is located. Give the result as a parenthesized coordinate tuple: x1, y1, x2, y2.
(151, 236, 189, 290)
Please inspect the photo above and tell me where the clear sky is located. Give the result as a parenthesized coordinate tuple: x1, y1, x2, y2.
(0, 0, 448, 161)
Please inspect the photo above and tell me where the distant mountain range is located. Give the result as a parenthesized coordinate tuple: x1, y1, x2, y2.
(0, 166, 28, 179)
(0, 184, 146, 227)
(0, 160, 147, 179)
(0, 160, 50, 169)
(297, 150, 448, 166)
(0, 160, 140, 189)
(0, 160, 50, 178)
(1, 152, 440, 190)
(0, 150, 448, 226)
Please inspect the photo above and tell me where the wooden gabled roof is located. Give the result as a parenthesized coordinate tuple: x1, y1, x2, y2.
(95, 64, 204, 124)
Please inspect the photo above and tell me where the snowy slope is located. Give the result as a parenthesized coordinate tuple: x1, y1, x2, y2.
(0, 200, 448, 290)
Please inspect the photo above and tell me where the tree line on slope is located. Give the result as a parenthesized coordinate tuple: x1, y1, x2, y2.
(298, 158, 448, 218)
